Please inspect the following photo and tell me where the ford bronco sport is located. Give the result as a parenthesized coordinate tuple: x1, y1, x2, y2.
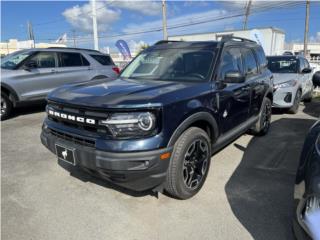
(41, 37, 273, 199)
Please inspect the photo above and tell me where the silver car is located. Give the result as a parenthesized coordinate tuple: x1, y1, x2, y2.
(267, 56, 313, 114)
(0, 47, 119, 120)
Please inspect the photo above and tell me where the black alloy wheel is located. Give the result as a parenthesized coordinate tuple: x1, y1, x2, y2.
(165, 127, 211, 199)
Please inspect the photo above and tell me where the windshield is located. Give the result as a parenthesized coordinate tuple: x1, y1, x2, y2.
(1, 50, 33, 70)
(120, 48, 216, 82)
(267, 57, 298, 73)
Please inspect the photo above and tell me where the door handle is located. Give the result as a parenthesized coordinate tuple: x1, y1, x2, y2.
(241, 86, 250, 91)
(51, 69, 56, 73)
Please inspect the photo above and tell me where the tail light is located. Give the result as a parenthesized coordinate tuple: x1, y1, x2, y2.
(112, 67, 120, 75)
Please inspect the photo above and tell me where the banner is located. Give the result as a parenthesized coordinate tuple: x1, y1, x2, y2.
(115, 40, 131, 60)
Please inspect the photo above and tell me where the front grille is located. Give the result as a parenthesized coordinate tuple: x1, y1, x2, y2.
(47, 102, 112, 136)
(48, 128, 95, 148)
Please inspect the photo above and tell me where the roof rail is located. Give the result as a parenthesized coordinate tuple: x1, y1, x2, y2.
(154, 40, 181, 45)
(47, 47, 101, 53)
(220, 35, 256, 43)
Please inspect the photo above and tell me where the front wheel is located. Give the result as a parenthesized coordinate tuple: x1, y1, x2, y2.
(288, 90, 301, 114)
(303, 86, 313, 103)
(165, 127, 211, 199)
(1, 93, 13, 121)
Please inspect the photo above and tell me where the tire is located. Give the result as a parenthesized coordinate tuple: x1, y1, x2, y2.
(250, 97, 272, 136)
(165, 127, 211, 199)
(303, 87, 313, 103)
(1, 92, 13, 121)
(288, 90, 302, 114)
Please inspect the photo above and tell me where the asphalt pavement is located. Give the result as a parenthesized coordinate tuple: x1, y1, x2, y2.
(2, 101, 319, 240)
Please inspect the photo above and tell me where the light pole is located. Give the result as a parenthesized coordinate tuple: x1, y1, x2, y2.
(91, 0, 99, 50)
(303, 0, 310, 57)
(162, 0, 168, 40)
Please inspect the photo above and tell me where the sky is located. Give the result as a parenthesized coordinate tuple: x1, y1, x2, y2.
(1, 0, 320, 52)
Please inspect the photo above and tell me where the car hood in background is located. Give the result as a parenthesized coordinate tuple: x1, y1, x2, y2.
(272, 73, 300, 85)
(48, 78, 211, 109)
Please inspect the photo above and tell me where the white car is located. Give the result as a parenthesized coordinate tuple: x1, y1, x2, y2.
(267, 55, 313, 114)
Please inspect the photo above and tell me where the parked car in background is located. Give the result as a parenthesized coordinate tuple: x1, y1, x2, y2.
(294, 121, 320, 240)
(313, 71, 320, 87)
(41, 37, 273, 199)
(0, 47, 120, 120)
(267, 56, 313, 114)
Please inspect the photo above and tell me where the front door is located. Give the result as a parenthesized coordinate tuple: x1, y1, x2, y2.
(217, 47, 251, 134)
(17, 51, 58, 100)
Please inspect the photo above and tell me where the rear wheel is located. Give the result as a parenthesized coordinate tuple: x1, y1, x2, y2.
(250, 98, 272, 136)
(1, 92, 13, 120)
(165, 127, 211, 199)
(288, 90, 302, 114)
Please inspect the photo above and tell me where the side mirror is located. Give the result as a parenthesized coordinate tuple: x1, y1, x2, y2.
(301, 68, 312, 74)
(224, 71, 245, 84)
(24, 60, 37, 70)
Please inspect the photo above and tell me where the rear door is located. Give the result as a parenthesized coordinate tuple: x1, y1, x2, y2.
(16, 51, 59, 100)
(55, 52, 93, 85)
(241, 47, 265, 117)
(217, 47, 251, 134)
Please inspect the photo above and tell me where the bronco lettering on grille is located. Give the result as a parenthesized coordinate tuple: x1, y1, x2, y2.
(48, 110, 96, 125)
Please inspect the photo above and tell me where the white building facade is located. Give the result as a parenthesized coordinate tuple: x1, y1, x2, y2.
(168, 27, 285, 56)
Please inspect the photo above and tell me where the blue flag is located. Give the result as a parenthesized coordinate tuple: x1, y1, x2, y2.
(115, 40, 131, 60)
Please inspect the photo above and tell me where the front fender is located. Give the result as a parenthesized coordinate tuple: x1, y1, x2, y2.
(167, 111, 219, 147)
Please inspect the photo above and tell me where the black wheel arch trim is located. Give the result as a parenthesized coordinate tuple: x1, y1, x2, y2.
(167, 112, 219, 147)
(1, 82, 19, 104)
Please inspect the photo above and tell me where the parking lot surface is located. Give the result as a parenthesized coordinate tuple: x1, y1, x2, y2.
(2, 101, 319, 240)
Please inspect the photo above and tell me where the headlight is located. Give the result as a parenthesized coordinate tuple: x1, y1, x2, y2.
(99, 112, 157, 138)
(274, 80, 297, 89)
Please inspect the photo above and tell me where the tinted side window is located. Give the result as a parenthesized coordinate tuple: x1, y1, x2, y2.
(90, 55, 114, 65)
(304, 59, 310, 69)
(242, 49, 258, 76)
(28, 52, 56, 68)
(255, 47, 267, 69)
(59, 52, 88, 67)
(81, 55, 90, 66)
(219, 48, 242, 79)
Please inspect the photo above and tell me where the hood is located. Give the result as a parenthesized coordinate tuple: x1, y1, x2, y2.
(272, 73, 299, 85)
(48, 78, 210, 109)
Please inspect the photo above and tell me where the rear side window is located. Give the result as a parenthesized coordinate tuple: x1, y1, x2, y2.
(242, 49, 258, 76)
(219, 48, 242, 79)
(255, 47, 267, 69)
(90, 54, 114, 65)
(59, 52, 90, 67)
(28, 52, 56, 68)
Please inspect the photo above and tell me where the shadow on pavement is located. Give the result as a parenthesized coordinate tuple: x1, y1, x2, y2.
(303, 100, 320, 118)
(225, 118, 316, 240)
(58, 161, 157, 198)
(10, 101, 47, 119)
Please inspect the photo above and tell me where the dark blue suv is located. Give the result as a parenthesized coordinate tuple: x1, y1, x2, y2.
(41, 37, 273, 199)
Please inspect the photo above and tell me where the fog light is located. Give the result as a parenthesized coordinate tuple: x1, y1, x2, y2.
(284, 93, 292, 103)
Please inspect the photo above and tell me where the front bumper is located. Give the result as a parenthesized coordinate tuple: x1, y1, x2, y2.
(273, 87, 297, 108)
(41, 128, 172, 192)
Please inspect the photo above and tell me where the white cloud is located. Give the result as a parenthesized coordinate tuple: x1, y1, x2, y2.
(62, 0, 161, 33)
(62, 1, 120, 33)
(109, 0, 161, 16)
(310, 32, 320, 43)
